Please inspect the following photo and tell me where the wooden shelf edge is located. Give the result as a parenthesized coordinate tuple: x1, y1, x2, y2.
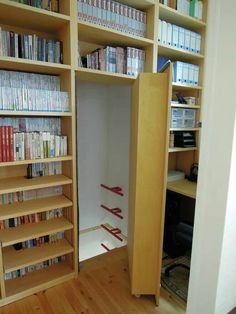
(77, 20, 154, 46)
(0, 0, 70, 21)
(0, 195, 72, 220)
(3, 262, 75, 305)
(0, 217, 73, 248)
(159, 3, 206, 28)
(169, 147, 197, 153)
(169, 128, 200, 131)
(0, 175, 72, 195)
(77, 67, 136, 85)
(3, 239, 74, 273)
(0, 56, 71, 74)
(171, 103, 200, 109)
(172, 83, 202, 90)
(0, 111, 72, 117)
(158, 43, 204, 59)
(167, 179, 197, 199)
(0, 156, 73, 167)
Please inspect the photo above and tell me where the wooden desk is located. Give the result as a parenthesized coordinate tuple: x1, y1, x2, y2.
(167, 179, 197, 199)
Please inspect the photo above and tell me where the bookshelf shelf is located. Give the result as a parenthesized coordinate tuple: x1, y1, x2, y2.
(119, 0, 155, 9)
(3, 239, 74, 273)
(0, 195, 72, 220)
(4, 262, 74, 301)
(77, 67, 135, 85)
(0, 56, 71, 75)
(0, 217, 73, 248)
(0, 156, 73, 167)
(172, 82, 203, 91)
(170, 127, 200, 131)
(0, 0, 70, 33)
(78, 20, 154, 48)
(167, 179, 197, 199)
(169, 147, 198, 153)
(0, 175, 72, 195)
(158, 43, 204, 61)
(0, 111, 72, 117)
(159, 3, 206, 30)
(171, 103, 200, 109)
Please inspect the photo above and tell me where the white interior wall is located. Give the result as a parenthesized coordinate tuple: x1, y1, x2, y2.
(77, 82, 131, 237)
(187, 0, 236, 313)
(77, 82, 109, 230)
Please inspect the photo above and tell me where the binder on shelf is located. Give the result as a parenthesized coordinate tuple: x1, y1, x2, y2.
(190, 31, 196, 52)
(184, 29, 191, 51)
(167, 23, 173, 46)
(158, 19, 162, 43)
(179, 27, 185, 49)
(161, 21, 168, 45)
(173, 61, 183, 84)
(172, 25, 179, 48)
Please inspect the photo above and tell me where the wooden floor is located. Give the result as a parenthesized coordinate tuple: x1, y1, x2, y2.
(0, 247, 186, 314)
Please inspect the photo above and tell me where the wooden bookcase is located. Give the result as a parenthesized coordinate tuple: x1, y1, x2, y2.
(0, 0, 78, 306)
(0, 0, 207, 306)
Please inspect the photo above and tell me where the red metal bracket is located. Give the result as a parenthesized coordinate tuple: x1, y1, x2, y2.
(101, 243, 111, 252)
(101, 205, 123, 219)
(101, 224, 123, 242)
(100, 184, 124, 196)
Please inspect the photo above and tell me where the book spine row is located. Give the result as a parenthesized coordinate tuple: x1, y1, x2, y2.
(0, 208, 63, 230)
(0, 28, 63, 64)
(31, 161, 62, 176)
(0, 87, 69, 112)
(11, 0, 59, 12)
(0, 117, 61, 134)
(0, 186, 63, 205)
(83, 46, 145, 77)
(160, 0, 203, 20)
(172, 61, 199, 86)
(158, 19, 201, 54)
(77, 0, 147, 38)
(5, 255, 66, 280)
(0, 70, 60, 91)
(0, 127, 67, 162)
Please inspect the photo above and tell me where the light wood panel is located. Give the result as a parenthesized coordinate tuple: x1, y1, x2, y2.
(0, 111, 72, 117)
(0, 195, 72, 220)
(3, 239, 73, 273)
(0, 175, 72, 195)
(0, 56, 71, 74)
(0, 217, 73, 247)
(172, 83, 202, 91)
(158, 43, 204, 61)
(0, 156, 72, 167)
(0, 0, 70, 33)
(4, 262, 75, 302)
(0, 247, 185, 312)
(78, 20, 154, 47)
(167, 179, 197, 199)
(159, 3, 206, 29)
(169, 147, 197, 153)
(171, 103, 201, 109)
(77, 67, 135, 85)
(128, 73, 169, 297)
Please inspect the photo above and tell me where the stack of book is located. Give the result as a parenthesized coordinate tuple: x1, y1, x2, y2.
(77, 0, 147, 38)
(0, 28, 63, 63)
(158, 19, 201, 54)
(0, 70, 69, 112)
(31, 162, 62, 176)
(81, 46, 145, 77)
(11, 0, 59, 12)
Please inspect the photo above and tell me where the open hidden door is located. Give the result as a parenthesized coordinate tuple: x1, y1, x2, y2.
(127, 64, 172, 304)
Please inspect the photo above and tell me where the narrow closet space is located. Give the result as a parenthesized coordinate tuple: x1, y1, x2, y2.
(77, 82, 131, 261)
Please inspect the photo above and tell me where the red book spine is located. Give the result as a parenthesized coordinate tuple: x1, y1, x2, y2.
(0, 127, 2, 162)
(8, 126, 14, 162)
(5, 126, 10, 162)
(1, 126, 6, 162)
